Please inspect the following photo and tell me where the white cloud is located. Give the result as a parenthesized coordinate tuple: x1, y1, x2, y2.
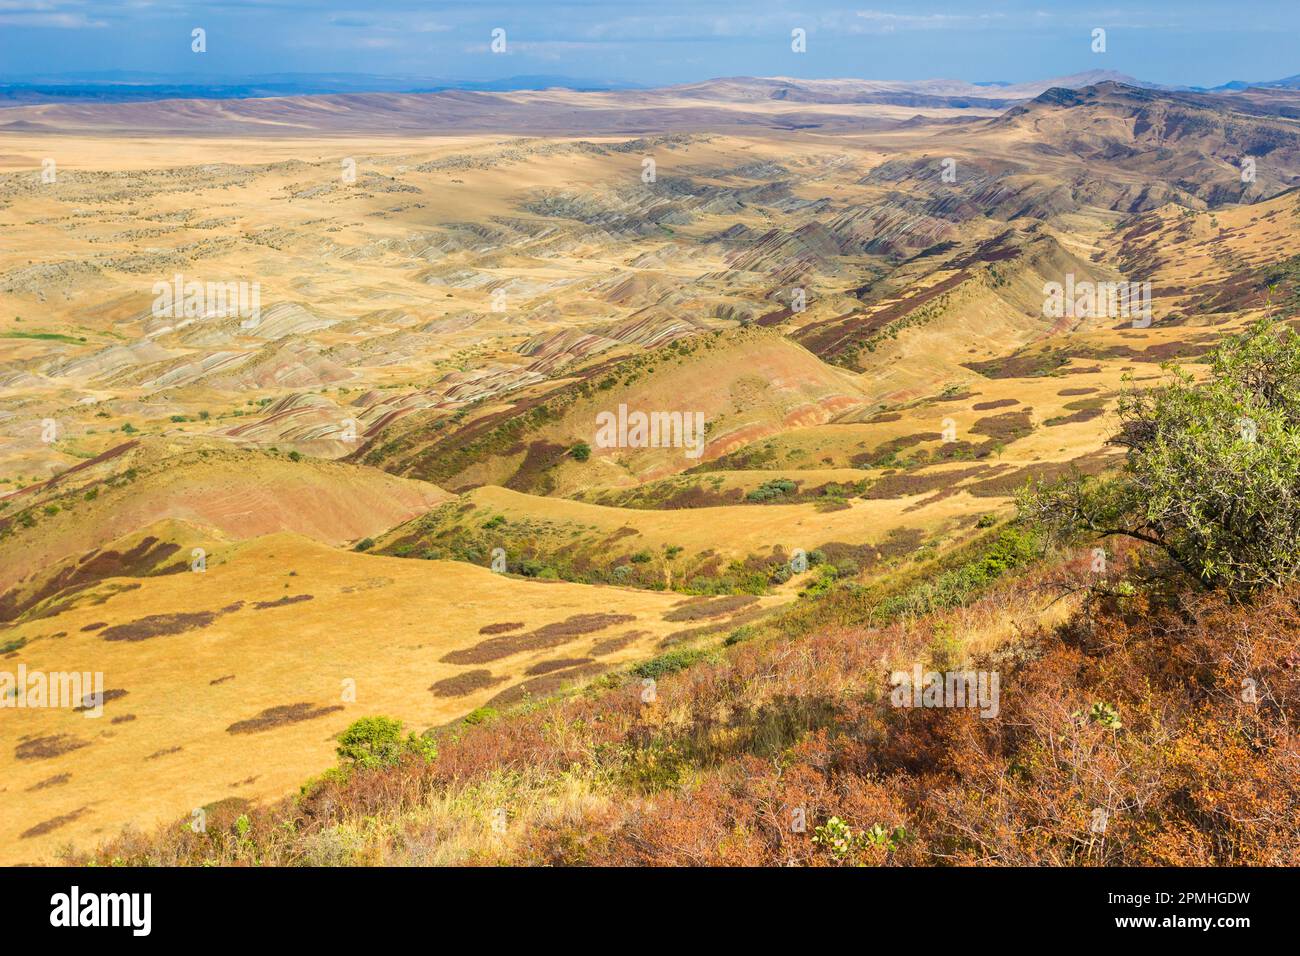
(853, 9, 1006, 33)
(0, 11, 106, 27)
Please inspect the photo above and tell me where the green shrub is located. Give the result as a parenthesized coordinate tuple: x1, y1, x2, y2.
(462, 707, 498, 726)
(871, 525, 1042, 621)
(723, 625, 757, 646)
(1021, 317, 1300, 595)
(336, 716, 436, 770)
(745, 478, 797, 503)
(630, 648, 711, 679)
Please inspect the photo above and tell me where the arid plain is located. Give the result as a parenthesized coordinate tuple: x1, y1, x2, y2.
(3, 74, 1300, 862)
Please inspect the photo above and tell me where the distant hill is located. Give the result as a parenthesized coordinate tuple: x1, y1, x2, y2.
(0, 72, 1213, 136)
(0, 73, 641, 107)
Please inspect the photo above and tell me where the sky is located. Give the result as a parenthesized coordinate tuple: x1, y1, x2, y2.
(0, 1, 1297, 89)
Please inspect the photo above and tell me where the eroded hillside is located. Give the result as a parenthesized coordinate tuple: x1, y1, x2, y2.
(3, 79, 1298, 862)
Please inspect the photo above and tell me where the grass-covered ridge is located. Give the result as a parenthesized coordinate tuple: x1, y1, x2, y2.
(66, 318, 1300, 867)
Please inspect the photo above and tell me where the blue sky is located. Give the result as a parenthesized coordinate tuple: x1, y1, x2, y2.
(0, 1, 1297, 87)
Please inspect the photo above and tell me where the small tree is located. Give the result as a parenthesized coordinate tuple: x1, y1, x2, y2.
(1021, 317, 1300, 595)
(336, 716, 436, 770)
(571, 441, 591, 462)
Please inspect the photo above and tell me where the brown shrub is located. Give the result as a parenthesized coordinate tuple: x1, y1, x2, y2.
(441, 613, 637, 664)
(429, 669, 507, 697)
(590, 630, 647, 656)
(483, 663, 608, 709)
(73, 561, 1300, 868)
(225, 702, 344, 735)
(252, 594, 314, 609)
(26, 773, 71, 791)
(21, 807, 89, 839)
(100, 611, 221, 642)
(15, 734, 89, 760)
(663, 595, 758, 622)
(524, 657, 595, 676)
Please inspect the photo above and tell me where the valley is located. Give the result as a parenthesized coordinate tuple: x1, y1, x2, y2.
(2, 73, 1298, 863)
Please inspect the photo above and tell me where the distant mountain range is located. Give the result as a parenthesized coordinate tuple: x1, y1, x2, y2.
(1203, 74, 1300, 91)
(0, 72, 643, 107)
(3, 69, 1299, 109)
(6, 71, 1300, 139)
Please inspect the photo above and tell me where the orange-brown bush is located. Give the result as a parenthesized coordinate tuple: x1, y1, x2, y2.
(75, 565, 1300, 867)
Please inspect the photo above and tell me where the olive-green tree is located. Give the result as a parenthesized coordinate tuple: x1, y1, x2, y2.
(1020, 317, 1300, 595)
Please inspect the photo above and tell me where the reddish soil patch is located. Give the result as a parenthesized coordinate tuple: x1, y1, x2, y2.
(225, 702, 344, 735)
(504, 440, 569, 494)
(756, 306, 794, 327)
(23, 439, 137, 496)
(799, 268, 972, 359)
(0, 532, 181, 623)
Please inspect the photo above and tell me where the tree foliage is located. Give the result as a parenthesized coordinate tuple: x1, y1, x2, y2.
(336, 716, 437, 770)
(1021, 318, 1300, 595)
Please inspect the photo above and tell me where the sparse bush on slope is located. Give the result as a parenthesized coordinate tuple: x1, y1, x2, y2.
(1022, 317, 1300, 595)
(68, 322, 1300, 867)
(77, 546, 1299, 866)
(336, 717, 437, 770)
